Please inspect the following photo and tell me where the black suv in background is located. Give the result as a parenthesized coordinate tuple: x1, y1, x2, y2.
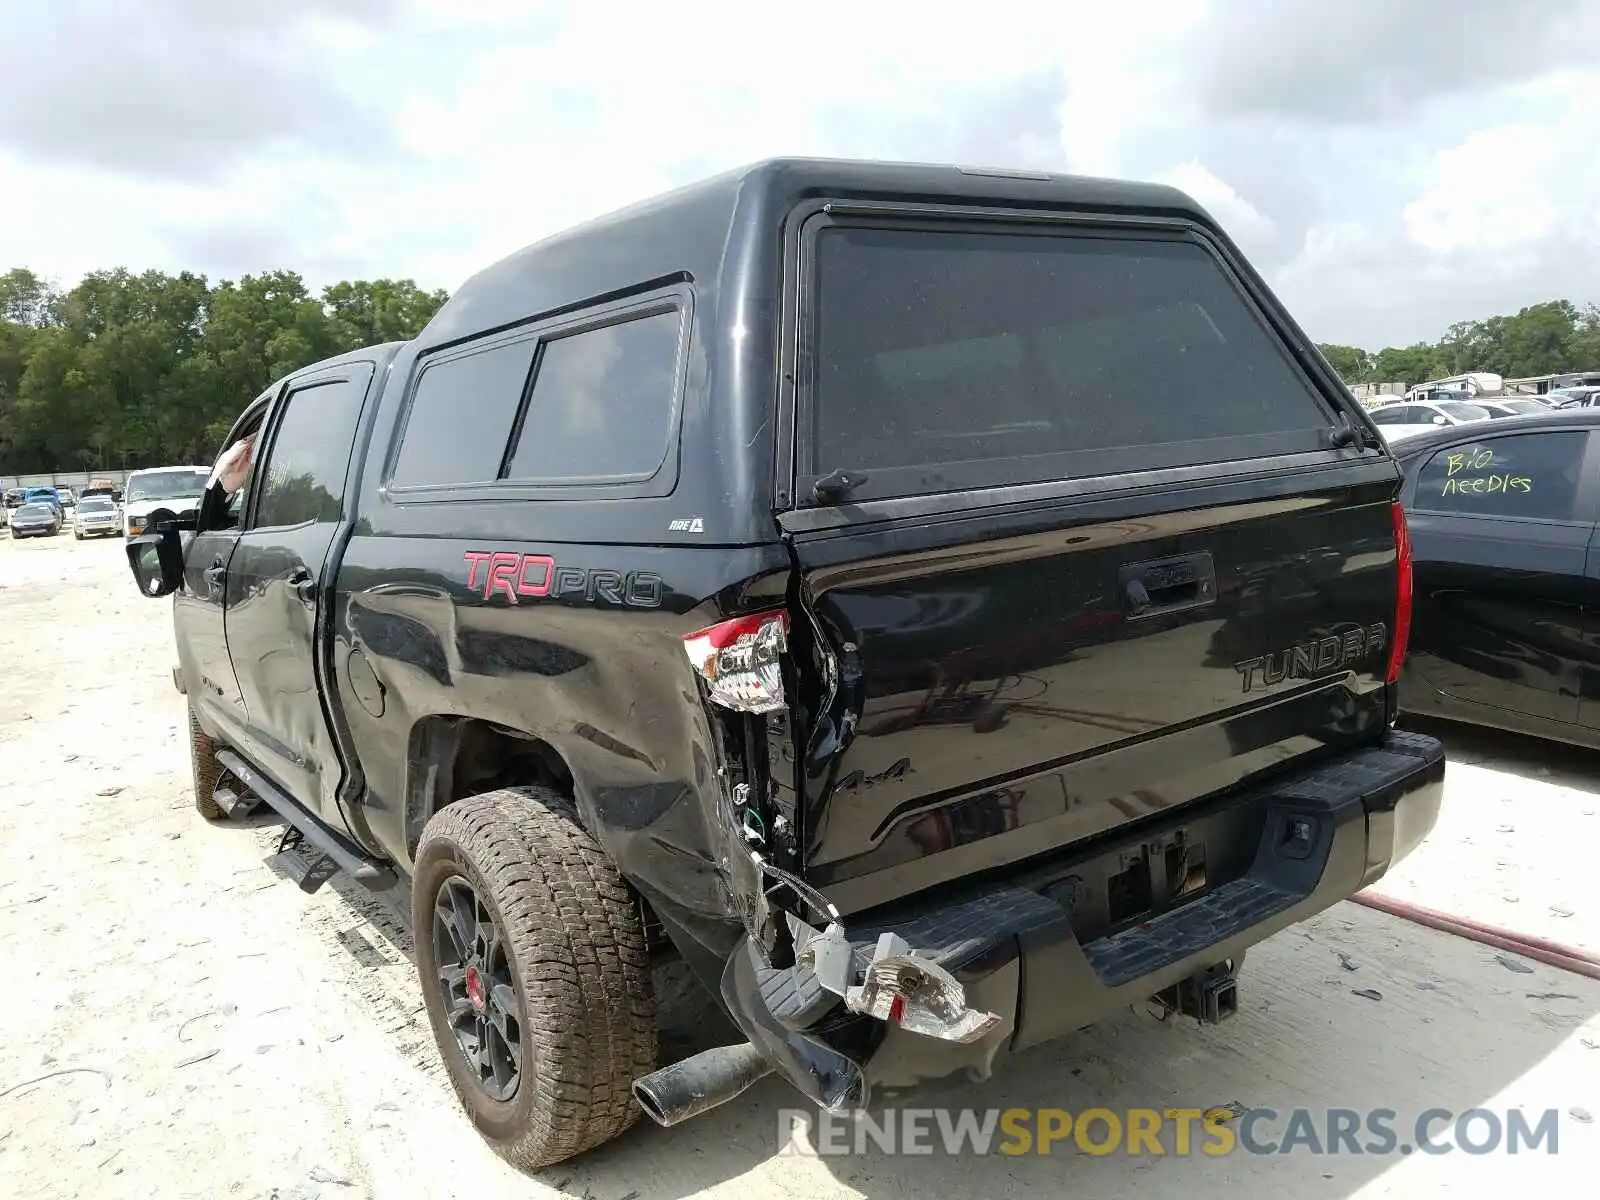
(127, 157, 1444, 1171)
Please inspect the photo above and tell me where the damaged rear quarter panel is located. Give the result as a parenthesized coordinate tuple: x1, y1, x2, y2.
(332, 530, 793, 968)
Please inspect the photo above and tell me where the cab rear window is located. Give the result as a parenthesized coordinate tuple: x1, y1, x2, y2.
(802, 225, 1336, 503)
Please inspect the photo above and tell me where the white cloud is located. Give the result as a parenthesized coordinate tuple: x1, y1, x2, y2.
(1273, 70, 1600, 345)
(0, 153, 205, 286)
(0, 0, 1597, 350)
(1404, 125, 1561, 254)
(1052, 0, 1208, 176)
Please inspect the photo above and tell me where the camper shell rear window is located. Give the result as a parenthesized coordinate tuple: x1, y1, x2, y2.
(798, 221, 1338, 505)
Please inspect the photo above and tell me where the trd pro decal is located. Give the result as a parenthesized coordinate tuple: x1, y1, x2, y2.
(463, 550, 663, 608)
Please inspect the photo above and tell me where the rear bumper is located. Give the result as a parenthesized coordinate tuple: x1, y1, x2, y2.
(720, 729, 1444, 1111)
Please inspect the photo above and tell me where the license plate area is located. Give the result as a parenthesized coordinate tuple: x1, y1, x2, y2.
(1032, 790, 1270, 943)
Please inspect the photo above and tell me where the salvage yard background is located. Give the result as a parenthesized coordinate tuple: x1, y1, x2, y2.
(1, 531, 1596, 1200)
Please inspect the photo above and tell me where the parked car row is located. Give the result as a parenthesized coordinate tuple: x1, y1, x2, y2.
(3, 493, 121, 539)
(5, 478, 123, 507)
(6, 485, 70, 514)
(3, 486, 69, 537)
(1366, 393, 1562, 443)
(4, 468, 209, 542)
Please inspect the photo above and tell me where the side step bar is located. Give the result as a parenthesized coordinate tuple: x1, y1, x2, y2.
(216, 749, 398, 892)
(211, 782, 265, 820)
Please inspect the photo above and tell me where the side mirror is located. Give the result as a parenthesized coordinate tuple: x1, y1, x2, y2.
(125, 507, 185, 598)
(1433, 415, 1447, 424)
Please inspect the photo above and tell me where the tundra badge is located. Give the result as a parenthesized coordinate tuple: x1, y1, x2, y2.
(1234, 623, 1388, 693)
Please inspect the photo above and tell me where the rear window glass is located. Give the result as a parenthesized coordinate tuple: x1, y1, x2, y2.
(391, 339, 535, 489)
(390, 307, 682, 490)
(1413, 431, 1586, 521)
(504, 309, 681, 483)
(805, 227, 1334, 500)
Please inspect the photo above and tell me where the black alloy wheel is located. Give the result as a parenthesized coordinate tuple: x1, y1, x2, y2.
(412, 787, 657, 1169)
(432, 874, 522, 1102)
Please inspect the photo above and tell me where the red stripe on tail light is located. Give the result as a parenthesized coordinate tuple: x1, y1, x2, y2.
(684, 610, 790, 653)
(1387, 501, 1413, 684)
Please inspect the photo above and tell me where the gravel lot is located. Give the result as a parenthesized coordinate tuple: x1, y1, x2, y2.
(2, 529, 1597, 1199)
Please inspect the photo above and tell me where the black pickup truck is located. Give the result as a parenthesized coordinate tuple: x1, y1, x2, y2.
(127, 157, 1445, 1171)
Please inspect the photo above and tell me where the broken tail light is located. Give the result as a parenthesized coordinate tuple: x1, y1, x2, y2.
(1387, 501, 1413, 684)
(682, 610, 790, 714)
(800, 926, 1004, 1044)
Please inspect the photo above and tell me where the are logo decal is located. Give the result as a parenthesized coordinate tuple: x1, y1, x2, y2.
(463, 550, 664, 608)
(667, 517, 705, 533)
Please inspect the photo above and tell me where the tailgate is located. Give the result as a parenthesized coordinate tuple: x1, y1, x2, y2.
(778, 209, 1402, 915)
(788, 468, 1402, 913)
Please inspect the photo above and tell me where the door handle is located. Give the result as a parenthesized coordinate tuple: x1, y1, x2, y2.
(1119, 552, 1217, 620)
(288, 568, 318, 605)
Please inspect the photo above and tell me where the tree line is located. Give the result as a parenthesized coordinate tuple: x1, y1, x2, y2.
(0, 266, 448, 475)
(1316, 300, 1600, 387)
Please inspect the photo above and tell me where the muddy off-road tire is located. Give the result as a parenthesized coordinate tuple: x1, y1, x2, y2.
(188, 704, 226, 820)
(413, 787, 657, 1171)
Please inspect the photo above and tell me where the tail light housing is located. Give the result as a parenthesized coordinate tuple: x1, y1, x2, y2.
(1387, 501, 1412, 684)
(682, 610, 790, 714)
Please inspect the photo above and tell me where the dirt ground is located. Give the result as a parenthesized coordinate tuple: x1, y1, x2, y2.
(2, 529, 1597, 1199)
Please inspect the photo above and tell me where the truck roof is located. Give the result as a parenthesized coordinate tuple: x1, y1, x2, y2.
(418, 157, 1211, 351)
(289, 341, 407, 377)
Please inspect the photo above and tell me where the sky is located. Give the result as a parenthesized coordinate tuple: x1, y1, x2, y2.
(1, 0, 1598, 350)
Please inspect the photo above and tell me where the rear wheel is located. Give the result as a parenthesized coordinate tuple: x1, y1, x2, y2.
(187, 704, 226, 820)
(413, 787, 657, 1171)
